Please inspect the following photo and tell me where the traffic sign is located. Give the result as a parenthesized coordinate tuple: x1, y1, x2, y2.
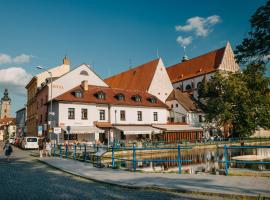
(53, 127, 61, 134)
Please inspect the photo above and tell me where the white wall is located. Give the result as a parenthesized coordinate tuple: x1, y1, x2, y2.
(110, 105, 167, 124)
(55, 102, 167, 126)
(48, 64, 108, 100)
(148, 59, 173, 103)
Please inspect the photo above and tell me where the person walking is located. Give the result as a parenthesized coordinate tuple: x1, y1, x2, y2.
(3, 140, 13, 161)
(38, 138, 44, 158)
(45, 139, 52, 157)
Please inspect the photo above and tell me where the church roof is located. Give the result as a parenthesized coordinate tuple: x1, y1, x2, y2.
(1, 89, 10, 101)
(104, 58, 160, 91)
(167, 46, 226, 83)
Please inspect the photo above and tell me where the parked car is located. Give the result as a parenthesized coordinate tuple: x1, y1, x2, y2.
(21, 137, 39, 149)
(9, 137, 15, 144)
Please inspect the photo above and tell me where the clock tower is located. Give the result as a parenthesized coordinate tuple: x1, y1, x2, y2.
(0, 89, 11, 119)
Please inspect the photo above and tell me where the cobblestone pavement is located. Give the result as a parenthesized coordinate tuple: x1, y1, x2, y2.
(0, 142, 228, 200)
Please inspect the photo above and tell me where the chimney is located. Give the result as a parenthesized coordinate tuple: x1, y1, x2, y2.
(63, 55, 70, 65)
(81, 80, 88, 91)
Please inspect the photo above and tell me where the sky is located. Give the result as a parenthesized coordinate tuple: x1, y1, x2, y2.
(0, 0, 268, 115)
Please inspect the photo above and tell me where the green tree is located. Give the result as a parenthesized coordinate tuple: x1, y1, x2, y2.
(235, 0, 270, 64)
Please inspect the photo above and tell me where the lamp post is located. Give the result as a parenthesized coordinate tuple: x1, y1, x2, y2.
(36, 66, 53, 140)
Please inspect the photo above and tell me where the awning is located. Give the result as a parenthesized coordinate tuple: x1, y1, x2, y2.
(63, 126, 104, 134)
(152, 124, 203, 132)
(114, 125, 162, 135)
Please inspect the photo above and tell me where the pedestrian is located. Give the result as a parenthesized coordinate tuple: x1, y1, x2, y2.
(3, 140, 13, 161)
(45, 139, 52, 157)
(38, 138, 44, 158)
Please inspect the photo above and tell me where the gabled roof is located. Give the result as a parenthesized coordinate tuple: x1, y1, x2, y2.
(104, 58, 160, 91)
(0, 117, 16, 125)
(166, 89, 202, 112)
(54, 85, 168, 108)
(167, 46, 226, 83)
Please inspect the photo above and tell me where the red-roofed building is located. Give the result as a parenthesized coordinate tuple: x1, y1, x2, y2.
(167, 42, 239, 98)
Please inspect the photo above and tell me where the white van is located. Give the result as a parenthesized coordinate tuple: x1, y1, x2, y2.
(22, 137, 39, 149)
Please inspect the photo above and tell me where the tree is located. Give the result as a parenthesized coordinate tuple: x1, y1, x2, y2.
(199, 63, 270, 137)
(235, 0, 270, 64)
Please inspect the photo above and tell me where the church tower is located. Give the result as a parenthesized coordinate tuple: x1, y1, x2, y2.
(0, 89, 11, 119)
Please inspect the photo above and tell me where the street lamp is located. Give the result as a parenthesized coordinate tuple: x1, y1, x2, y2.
(36, 66, 53, 140)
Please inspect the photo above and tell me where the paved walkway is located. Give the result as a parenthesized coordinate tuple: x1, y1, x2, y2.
(39, 157, 270, 198)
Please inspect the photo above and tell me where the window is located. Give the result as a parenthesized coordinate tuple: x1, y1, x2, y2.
(68, 108, 75, 119)
(115, 93, 125, 101)
(197, 82, 202, 89)
(120, 110, 126, 121)
(96, 91, 105, 99)
(133, 95, 141, 102)
(182, 116, 186, 123)
(199, 115, 203, 123)
(137, 111, 142, 121)
(80, 70, 89, 76)
(81, 109, 88, 120)
(148, 96, 157, 103)
(176, 103, 178, 108)
(185, 84, 192, 91)
(171, 104, 174, 108)
(75, 90, 82, 98)
(153, 112, 158, 121)
(99, 110, 105, 120)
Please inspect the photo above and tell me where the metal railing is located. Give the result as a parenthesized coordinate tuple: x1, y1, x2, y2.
(110, 144, 192, 174)
(220, 145, 270, 176)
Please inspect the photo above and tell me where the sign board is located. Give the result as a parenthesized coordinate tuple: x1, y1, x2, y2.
(38, 126, 43, 136)
(53, 127, 61, 134)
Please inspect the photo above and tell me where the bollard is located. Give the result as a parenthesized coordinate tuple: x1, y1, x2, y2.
(112, 145, 115, 168)
(53, 143, 56, 157)
(60, 144, 62, 159)
(84, 144, 87, 162)
(74, 144, 76, 160)
(177, 144, 182, 174)
(133, 144, 136, 172)
(224, 145, 229, 176)
(65, 144, 69, 160)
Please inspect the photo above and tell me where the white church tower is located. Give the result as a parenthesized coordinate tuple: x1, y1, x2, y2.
(0, 89, 11, 119)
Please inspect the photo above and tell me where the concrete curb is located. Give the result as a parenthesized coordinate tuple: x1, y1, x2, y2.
(37, 159, 264, 200)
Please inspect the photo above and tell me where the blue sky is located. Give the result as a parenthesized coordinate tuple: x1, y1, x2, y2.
(0, 0, 268, 115)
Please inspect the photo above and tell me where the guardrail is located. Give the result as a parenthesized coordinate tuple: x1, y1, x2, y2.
(110, 144, 192, 174)
(220, 145, 270, 176)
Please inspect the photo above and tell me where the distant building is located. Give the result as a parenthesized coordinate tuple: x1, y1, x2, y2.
(0, 117, 16, 141)
(0, 89, 11, 119)
(167, 42, 239, 99)
(16, 107, 27, 137)
(25, 57, 70, 136)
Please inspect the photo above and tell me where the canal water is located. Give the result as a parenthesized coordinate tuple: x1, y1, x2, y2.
(112, 146, 270, 174)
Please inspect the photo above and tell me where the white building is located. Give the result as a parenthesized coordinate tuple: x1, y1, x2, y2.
(52, 81, 168, 144)
(167, 42, 240, 99)
(166, 89, 204, 127)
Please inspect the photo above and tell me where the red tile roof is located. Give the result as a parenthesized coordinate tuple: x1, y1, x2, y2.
(104, 58, 160, 91)
(54, 85, 168, 108)
(167, 47, 226, 83)
(0, 117, 16, 125)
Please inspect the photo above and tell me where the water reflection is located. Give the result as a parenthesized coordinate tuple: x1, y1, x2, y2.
(114, 147, 270, 174)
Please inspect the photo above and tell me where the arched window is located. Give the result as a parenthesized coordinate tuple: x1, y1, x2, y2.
(148, 96, 157, 103)
(132, 95, 141, 102)
(115, 93, 125, 101)
(80, 70, 89, 76)
(185, 84, 192, 91)
(74, 90, 82, 98)
(95, 91, 105, 99)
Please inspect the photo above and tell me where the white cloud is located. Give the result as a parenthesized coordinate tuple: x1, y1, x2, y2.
(0, 67, 32, 95)
(176, 15, 221, 37)
(0, 53, 32, 64)
(176, 36, 193, 47)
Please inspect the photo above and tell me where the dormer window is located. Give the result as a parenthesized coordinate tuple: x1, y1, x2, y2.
(115, 93, 125, 101)
(74, 90, 82, 98)
(80, 70, 89, 76)
(95, 91, 105, 99)
(132, 95, 141, 102)
(148, 96, 157, 103)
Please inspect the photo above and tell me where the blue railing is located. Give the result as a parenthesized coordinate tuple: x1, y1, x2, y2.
(111, 144, 192, 174)
(221, 145, 270, 176)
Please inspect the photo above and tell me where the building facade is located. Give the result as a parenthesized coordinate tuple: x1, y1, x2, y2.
(0, 89, 11, 119)
(16, 107, 27, 137)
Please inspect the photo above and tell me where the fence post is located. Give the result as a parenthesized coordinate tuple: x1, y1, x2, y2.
(74, 144, 76, 160)
(177, 144, 182, 174)
(133, 144, 136, 172)
(84, 144, 87, 162)
(53, 143, 56, 157)
(112, 145, 115, 168)
(60, 144, 62, 159)
(65, 144, 69, 160)
(224, 145, 229, 176)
